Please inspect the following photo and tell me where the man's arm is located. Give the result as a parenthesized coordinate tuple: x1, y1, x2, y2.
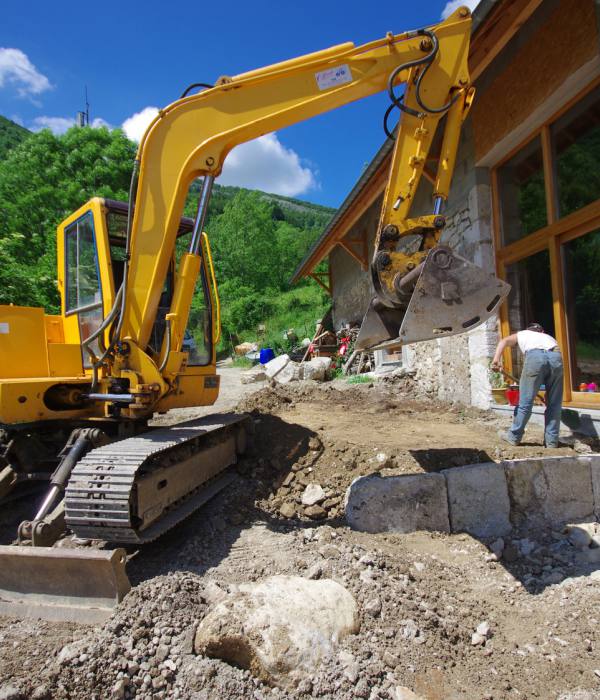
(491, 333, 518, 371)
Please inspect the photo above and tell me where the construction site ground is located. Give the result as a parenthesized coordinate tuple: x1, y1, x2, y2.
(1, 369, 599, 700)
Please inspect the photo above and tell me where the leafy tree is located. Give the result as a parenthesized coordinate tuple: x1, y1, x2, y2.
(0, 126, 136, 311)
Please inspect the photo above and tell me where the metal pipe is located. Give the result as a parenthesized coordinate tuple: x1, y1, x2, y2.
(83, 393, 135, 403)
(34, 485, 61, 522)
(433, 196, 445, 215)
(189, 176, 214, 254)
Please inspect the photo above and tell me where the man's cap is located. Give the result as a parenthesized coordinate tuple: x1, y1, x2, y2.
(527, 323, 544, 333)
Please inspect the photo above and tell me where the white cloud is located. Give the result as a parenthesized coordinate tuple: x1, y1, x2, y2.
(0, 48, 52, 97)
(121, 106, 317, 196)
(121, 106, 159, 142)
(220, 134, 317, 197)
(31, 116, 74, 135)
(30, 115, 113, 135)
(441, 0, 480, 19)
(91, 117, 112, 129)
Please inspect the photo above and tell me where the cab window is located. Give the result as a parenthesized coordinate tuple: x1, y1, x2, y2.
(65, 213, 101, 312)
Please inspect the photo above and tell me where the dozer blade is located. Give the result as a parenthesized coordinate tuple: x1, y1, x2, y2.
(356, 246, 510, 350)
(0, 545, 130, 624)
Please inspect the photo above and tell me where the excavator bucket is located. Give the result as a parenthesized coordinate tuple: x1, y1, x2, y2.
(0, 545, 130, 623)
(356, 246, 510, 350)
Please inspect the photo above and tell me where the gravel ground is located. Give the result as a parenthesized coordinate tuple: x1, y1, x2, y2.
(1, 375, 600, 700)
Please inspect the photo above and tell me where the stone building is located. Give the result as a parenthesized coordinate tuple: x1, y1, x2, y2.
(292, 0, 600, 419)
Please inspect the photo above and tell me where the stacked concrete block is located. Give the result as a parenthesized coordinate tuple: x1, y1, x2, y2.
(344, 473, 450, 534)
(345, 455, 600, 538)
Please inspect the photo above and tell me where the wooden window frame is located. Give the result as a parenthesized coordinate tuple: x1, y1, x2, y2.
(491, 77, 600, 408)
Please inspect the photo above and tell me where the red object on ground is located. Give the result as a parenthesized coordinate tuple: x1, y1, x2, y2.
(505, 388, 520, 406)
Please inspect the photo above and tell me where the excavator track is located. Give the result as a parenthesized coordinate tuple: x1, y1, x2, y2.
(65, 413, 248, 544)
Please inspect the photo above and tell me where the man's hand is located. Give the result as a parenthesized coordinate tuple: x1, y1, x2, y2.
(490, 360, 501, 372)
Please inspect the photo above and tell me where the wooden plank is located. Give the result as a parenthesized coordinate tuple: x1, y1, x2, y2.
(337, 239, 368, 270)
(308, 272, 331, 295)
(548, 236, 572, 404)
(540, 125, 558, 225)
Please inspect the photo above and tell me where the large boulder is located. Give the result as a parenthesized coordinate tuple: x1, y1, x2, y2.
(194, 576, 359, 688)
(264, 354, 290, 379)
(302, 357, 331, 381)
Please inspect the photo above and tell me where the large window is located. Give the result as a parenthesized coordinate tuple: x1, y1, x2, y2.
(493, 80, 600, 405)
(497, 136, 546, 244)
(65, 213, 101, 312)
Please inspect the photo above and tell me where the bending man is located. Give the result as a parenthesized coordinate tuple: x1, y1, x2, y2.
(491, 323, 563, 448)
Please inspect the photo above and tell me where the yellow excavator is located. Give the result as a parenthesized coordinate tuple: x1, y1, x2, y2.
(0, 7, 509, 622)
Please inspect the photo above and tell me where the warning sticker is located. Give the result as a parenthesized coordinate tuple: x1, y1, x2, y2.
(315, 64, 352, 91)
(0, 323, 9, 334)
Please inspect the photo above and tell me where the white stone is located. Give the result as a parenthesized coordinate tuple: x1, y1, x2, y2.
(194, 576, 359, 688)
(301, 483, 326, 506)
(264, 354, 290, 379)
(390, 688, 426, 700)
(240, 368, 266, 385)
(565, 524, 593, 549)
(302, 357, 331, 381)
(275, 360, 302, 384)
(476, 621, 491, 638)
(471, 632, 485, 646)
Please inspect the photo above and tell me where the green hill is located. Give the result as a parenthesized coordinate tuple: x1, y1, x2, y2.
(0, 116, 30, 160)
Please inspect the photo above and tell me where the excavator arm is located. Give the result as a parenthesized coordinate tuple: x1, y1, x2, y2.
(107, 5, 508, 407)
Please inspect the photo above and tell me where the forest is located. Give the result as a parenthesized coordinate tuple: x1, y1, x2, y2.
(0, 119, 332, 353)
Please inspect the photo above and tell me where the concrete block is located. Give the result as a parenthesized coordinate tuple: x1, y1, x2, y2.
(264, 354, 289, 379)
(505, 456, 595, 528)
(443, 463, 511, 538)
(344, 473, 449, 534)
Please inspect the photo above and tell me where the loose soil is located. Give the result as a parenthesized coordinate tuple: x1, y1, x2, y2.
(1, 377, 599, 700)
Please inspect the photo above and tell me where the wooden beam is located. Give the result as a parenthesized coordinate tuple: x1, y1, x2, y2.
(308, 272, 331, 296)
(337, 239, 368, 271)
(470, 0, 544, 81)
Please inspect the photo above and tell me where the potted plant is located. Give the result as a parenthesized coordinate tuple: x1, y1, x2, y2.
(489, 368, 509, 404)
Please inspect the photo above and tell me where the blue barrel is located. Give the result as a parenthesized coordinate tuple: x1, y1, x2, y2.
(260, 348, 275, 365)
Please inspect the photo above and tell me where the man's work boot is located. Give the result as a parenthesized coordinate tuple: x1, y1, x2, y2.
(498, 430, 520, 446)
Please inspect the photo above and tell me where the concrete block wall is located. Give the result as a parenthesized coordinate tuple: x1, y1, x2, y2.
(345, 455, 600, 538)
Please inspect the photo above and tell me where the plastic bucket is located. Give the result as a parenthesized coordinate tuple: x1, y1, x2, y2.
(505, 388, 520, 406)
(260, 348, 275, 365)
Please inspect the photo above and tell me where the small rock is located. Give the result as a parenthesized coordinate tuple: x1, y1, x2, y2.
(566, 525, 592, 550)
(304, 504, 327, 520)
(391, 687, 426, 700)
(383, 651, 399, 668)
(364, 597, 382, 617)
(0, 686, 22, 700)
(156, 645, 169, 662)
(111, 679, 128, 699)
(30, 688, 49, 700)
(301, 483, 326, 506)
(308, 436, 321, 451)
(518, 539, 536, 556)
(471, 632, 486, 646)
(279, 502, 296, 518)
(306, 563, 323, 580)
(476, 621, 492, 639)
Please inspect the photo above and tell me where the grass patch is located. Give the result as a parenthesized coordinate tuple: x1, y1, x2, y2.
(231, 356, 254, 368)
(347, 375, 373, 384)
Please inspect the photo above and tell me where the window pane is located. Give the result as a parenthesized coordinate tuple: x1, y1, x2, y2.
(76, 215, 101, 308)
(563, 230, 600, 391)
(553, 85, 600, 218)
(498, 136, 547, 245)
(65, 224, 78, 310)
(505, 249, 554, 375)
(186, 265, 212, 366)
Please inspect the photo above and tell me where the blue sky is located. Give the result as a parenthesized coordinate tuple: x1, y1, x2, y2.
(0, 0, 476, 208)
